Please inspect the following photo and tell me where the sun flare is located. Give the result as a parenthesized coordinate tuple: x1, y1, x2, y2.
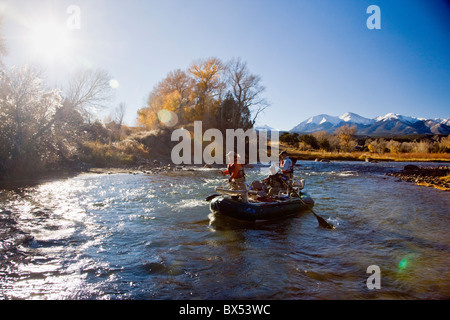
(30, 21, 73, 61)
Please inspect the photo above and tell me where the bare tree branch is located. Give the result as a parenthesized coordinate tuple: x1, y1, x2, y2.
(226, 57, 269, 127)
(65, 68, 114, 121)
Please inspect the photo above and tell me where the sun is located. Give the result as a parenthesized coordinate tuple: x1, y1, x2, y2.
(30, 21, 73, 61)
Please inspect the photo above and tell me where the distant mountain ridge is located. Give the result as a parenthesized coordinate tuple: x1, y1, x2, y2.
(290, 112, 450, 136)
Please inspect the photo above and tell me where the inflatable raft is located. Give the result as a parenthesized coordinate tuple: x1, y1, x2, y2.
(210, 189, 315, 221)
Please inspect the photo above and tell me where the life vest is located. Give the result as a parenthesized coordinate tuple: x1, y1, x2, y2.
(225, 162, 245, 180)
(280, 157, 294, 175)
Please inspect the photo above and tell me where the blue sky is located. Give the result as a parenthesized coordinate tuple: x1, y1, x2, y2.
(1, 0, 449, 131)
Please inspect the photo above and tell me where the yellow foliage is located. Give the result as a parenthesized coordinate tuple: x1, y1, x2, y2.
(162, 91, 182, 112)
(137, 107, 159, 130)
(137, 56, 263, 130)
(440, 136, 450, 149)
(188, 57, 224, 89)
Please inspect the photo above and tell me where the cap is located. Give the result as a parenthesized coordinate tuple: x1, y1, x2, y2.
(226, 151, 241, 160)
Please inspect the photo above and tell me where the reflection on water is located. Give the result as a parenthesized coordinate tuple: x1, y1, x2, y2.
(1, 161, 449, 300)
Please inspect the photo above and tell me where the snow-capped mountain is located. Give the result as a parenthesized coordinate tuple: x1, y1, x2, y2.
(290, 112, 450, 136)
(292, 114, 345, 133)
(441, 118, 450, 126)
(339, 112, 375, 125)
(305, 114, 342, 126)
(291, 112, 374, 133)
(374, 113, 421, 124)
(254, 124, 277, 131)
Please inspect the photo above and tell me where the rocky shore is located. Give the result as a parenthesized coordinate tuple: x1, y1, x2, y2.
(387, 165, 450, 191)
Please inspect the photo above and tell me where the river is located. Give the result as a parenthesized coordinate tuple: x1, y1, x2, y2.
(0, 161, 449, 300)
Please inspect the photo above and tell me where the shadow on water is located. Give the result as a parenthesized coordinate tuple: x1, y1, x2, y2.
(207, 210, 311, 232)
(0, 170, 81, 191)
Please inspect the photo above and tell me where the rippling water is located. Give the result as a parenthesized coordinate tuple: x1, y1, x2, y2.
(1, 161, 449, 300)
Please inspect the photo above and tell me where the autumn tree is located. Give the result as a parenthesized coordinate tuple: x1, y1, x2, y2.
(162, 69, 194, 123)
(366, 138, 387, 153)
(187, 57, 226, 127)
(137, 57, 269, 132)
(138, 69, 193, 130)
(437, 136, 450, 153)
(335, 125, 358, 152)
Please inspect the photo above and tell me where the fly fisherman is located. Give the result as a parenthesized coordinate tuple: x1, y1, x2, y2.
(220, 152, 246, 191)
(279, 151, 294, 188)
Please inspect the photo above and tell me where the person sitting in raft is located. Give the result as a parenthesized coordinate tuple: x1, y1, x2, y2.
(264, 165, 287, 197)
(220, 152, 246, 191)
(279, 151, 294, 187)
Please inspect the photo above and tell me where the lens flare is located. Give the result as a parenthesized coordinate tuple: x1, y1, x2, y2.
(399, 258, 409, 270)
(158, 109, 178, 127)
(109, 79, 120, 89)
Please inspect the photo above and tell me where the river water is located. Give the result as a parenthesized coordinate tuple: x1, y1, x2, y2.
(0, 161, 449, 300)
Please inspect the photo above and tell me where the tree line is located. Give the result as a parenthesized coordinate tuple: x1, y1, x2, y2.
(137, 57, 268, 132)
(281, 125, 360, 153)
(281, 125, 450, 154)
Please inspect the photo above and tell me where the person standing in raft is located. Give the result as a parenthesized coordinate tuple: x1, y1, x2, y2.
(279, 151, 294, 187)
(220, 152, 246, 191)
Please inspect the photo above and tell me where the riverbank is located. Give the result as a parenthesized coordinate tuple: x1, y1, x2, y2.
(280, 145, 450, 163)
(280, 146, 450, 191)
(387, 165, 450, 191)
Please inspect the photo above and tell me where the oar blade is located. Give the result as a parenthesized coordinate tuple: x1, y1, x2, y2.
(314, 213, 335, 230)
(288, 184, 336, 230)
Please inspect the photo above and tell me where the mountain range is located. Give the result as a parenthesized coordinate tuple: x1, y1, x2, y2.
(290, 112, 450, 136)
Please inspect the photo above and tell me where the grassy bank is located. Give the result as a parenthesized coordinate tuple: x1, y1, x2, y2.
(79, 139, 150, 168)
(279, 144, 450, 191)
(280, 144, 450, 163)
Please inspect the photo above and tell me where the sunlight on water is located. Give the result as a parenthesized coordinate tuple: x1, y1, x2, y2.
(1, 161, 450, 300)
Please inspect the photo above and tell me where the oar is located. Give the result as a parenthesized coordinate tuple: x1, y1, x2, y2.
(284, 182, 335, 230)
(298, 192, 335, 230)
